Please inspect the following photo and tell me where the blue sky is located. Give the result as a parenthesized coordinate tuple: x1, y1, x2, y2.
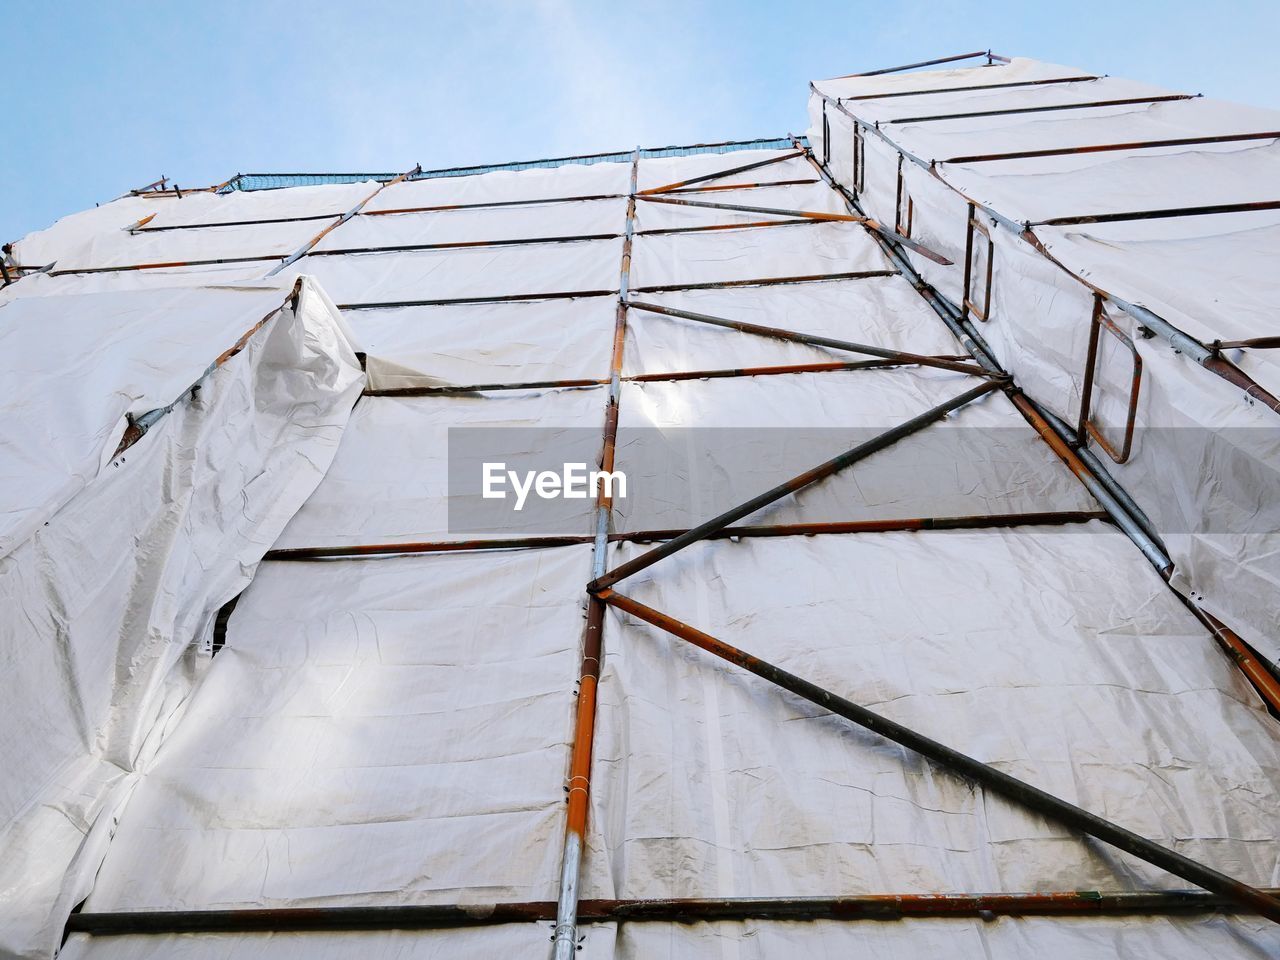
(3, 0, 1278, 243)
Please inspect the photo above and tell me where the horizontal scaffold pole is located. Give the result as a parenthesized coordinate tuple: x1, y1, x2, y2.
(308, 233, 621, 256)
(944, 130, 1280, 164)
(665, 177, 820, 194)
(361, 357, 975, 396)
(838, 74, 1098, 103)
(64, 885, 1272, 936)
(631, 270, 896, 293)
(638, 218, 817, 237)
(262, 512, 1109, 562)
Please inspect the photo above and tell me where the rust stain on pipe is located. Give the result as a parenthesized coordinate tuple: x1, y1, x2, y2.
(263, 512, 1111, 562)
(626, 299, 992, 376)
(66, 886, 1275, 935)
(639, 150, 806, 196)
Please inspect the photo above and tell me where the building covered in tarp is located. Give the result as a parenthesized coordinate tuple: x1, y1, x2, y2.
(2, 52, 1279, 960)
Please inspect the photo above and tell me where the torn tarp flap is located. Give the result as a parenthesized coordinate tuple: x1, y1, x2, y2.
(0, 276, 363, 958)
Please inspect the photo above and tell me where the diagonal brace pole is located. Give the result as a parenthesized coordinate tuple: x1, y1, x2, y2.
(638, 195, 952, 264)
(638, 150, 806, 196)
(626, 300, 992, 377)
(588, 379, 1002, 592)
(638, 193, 859, 222)
(598, 589, 1280, 924)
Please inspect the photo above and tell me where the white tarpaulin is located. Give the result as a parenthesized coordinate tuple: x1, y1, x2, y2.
(314, 198, 628, 251)
(77, 546, 591, 911)
(0, 277, 364, 957)
(348, 297, 617, 390)
(0, 281, 300, 554)
(810, 56, 1280, 658)
(5, 112, 1278, 960)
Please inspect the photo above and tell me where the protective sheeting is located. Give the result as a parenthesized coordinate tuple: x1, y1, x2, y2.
(636, 149, 802, 191)
(944, 141, 1280, 225)
(59, 928, 549, 960)
(586, 529, 1280, 903)
(314, 198, 628, 251)
(1, 263, 277, 299)
(6, 182, 380, 272)
(888, 97, 1280, 167)
(53, 913, 1280, 960)
(0, 281, 296, 555)
(632, 182, 844, 231)
(623, 278, 962, 373)
(631, 221, 890, 290)
(142, 181, 378, 228)
(77, 546, 591, 911)
(272, 389, 604, 548)
(7, 125, 1278, 960)
(1035, 209, 1280, 354)
(9, 196, 170, 268)
(298, 238, 624, 305)
(809, 56, 1280, 657)
(605, 915, 1280, 958)
(349, 297, 617, 390)
(42, 219, 319, 272)
(52, 912, 1280, 959)
(0, 278, 364, 958)
(825, 75, 1175, 126)
(612, 370, 1095, 532)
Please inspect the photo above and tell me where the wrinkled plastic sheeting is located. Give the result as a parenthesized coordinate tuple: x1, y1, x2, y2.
(0, 277, 364, 958)
(585, 530, 1280, 905)
(8, 136, 1278, 960)
(74, 546, 590, 914)
(298, 238, 624, 305)
(53, 913, 1280, 960)
(7, 182, 380, 271)
(0, 281, 300, 555)
(624, 278, 961, 372)
(809, 57, 1280, 658)
(315, 198, 628, 251)
(632, 181, 845, 231)
(635, 149, 803, 192)
(350, 297, 617, 391)
(605, 916, 1280, 958)
(59, 927, 551, 960)
(273, 388, 605, 548)
(612, 370, 1095, 532)
(631, 221, 888, 290)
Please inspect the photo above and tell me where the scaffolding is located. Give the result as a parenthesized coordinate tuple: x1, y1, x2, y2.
(2, 51, 1280, 960)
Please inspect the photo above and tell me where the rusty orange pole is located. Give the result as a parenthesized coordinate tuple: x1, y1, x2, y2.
(266, 163, 422, 277)
(552, 147, 640, 960)
(1191, 608, 1280, 717)
(66, 886, 1280, 935)
(599, 590, 1280, 924)
(637, 194, 952, 264)
(638, 149, 805, 195)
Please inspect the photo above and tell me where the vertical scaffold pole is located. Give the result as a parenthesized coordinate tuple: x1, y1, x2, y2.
(551, 147, 641, 960)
